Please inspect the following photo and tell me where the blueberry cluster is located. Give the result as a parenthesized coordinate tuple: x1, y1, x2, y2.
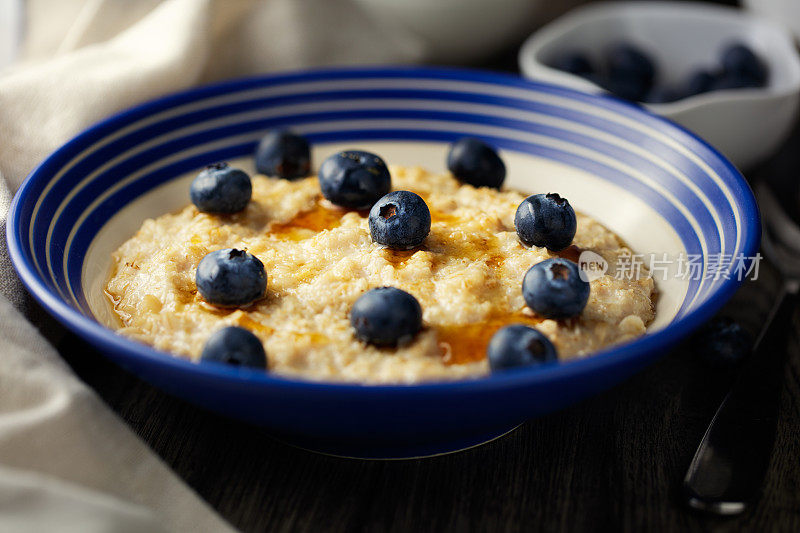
(341, 139, 592, 372)
(188, 128, 316, 370)
(187, 131, 593, 374)
(194, 247, 269, 370)
(487, 257, 589, 372)
(551, 41, 768, 104)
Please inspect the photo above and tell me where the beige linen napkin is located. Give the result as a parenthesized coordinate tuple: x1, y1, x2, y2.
(0, 0, 422, 530)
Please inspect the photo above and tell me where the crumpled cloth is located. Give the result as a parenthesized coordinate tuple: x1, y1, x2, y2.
(0, 0, 422, 530)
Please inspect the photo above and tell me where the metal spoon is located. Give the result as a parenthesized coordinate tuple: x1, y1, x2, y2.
(682, 180, 799, 514)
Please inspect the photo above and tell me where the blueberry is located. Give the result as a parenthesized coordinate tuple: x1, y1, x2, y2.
(446, 137, 506, 189)
(369, 191, 431, 250)
(608, 43, 656, 83)
(685, 70, 717, 96)
(720, 43, 768, 87)
(711, 73, 762, 91)
(190, 163, 252, 214)
(522, 258, 590, 319)
(350, 287, 423, 346)
(514, 193, 577, 251)
(602, 76, 651, 102)
(605, 43, 656, 101)
(201, 326, 267, 369)
(583, 73, 609, 89)
(551, 51, 594, 76)
(488, 324, 557, 372)
(200, 326, 267, 369)
(644, 86, 683, 104)
(318, 151, 391, 209)
(254, 129, 311, 180)
(693, 316, 752, 369)
(196, 248, 267, 307)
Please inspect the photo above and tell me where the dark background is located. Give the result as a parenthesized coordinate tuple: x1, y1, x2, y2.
(56, 0, 800, 531)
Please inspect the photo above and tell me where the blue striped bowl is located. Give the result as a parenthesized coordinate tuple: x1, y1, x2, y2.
(7, 67, 759, 458)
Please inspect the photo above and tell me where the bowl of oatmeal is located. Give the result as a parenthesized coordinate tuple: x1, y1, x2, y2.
(7, 67, 759, 458)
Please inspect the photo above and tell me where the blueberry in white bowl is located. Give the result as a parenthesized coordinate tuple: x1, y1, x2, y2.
(519, 1, 800, 169)
(544, 39, 770, 105)
(548, 42, 659, 103)
(446, 137, 506, 189)
(550, 51, 594, 77)
(607, 43, 656, 84)
(720, 42, 768, 88)
(605, 42, 656, 102)
(350, 287, 422, 347)
(549, 39, 772, 106)
(685, 70, 717, 97)
(201, 326, 267, 369)
(488, 324, 557, 372)
(522, 258, 589, 320)
(514, 193, 576, 252)
(369, 191, 431, 250)
(196, 248, 267, 307)
(190, 162, 252, 214)
(254, 129, 311, 180)
(644, 86, 683, 105)
(318, 150, 391, 209)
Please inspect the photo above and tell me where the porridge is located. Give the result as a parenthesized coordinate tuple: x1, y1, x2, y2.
(105, 156, 656, 384)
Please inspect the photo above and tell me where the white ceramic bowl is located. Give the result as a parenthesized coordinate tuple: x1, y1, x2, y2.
(518, 1, 800, 170)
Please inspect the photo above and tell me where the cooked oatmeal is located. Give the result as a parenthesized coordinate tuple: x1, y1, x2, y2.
(105, 165, 656, 383)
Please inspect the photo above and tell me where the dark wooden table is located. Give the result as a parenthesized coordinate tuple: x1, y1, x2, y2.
(54, 2, 800, 530)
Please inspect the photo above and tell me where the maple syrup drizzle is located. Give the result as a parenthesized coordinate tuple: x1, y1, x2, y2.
(268, 200, 350, 237)
(554, 244, 581, 263)
(236, 315, 274, 335)
(382, 248, 417, 266)
(436, 312, 544, 365)
(428, 207, 461, 225)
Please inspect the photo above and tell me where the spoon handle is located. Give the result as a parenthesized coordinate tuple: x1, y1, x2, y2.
(683, 281, 799, 515)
